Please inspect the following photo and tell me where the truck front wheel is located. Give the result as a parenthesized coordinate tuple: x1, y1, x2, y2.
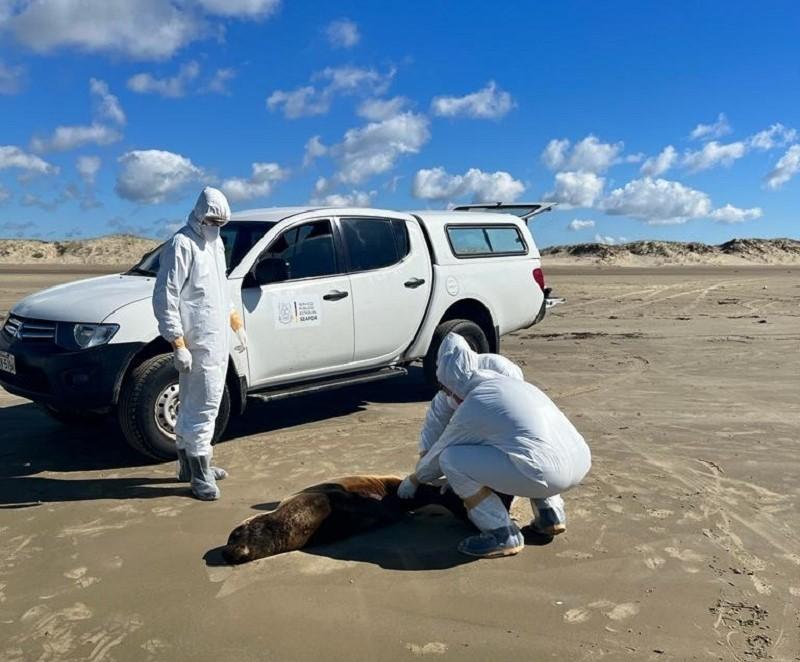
(117, 354, 230, 461)
(423, 319, 490, 386)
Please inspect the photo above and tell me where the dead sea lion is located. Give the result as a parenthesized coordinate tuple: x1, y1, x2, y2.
(221, 476, 513, 564)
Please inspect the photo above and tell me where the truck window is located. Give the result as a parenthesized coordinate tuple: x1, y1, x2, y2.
(340, 217, 409, 272)
(263, 220, 338, 280)
(446, 225, 527, 257)
(127, 221, 276, 277)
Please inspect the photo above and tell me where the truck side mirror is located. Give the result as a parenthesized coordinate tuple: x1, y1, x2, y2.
(246, 257, 291, 287)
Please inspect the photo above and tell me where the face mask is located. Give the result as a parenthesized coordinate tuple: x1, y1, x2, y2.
(202, 224, 220, 241)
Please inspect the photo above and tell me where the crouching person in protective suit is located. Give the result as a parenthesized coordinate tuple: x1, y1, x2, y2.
(152, 187, 247, 501)
(399, 333, 591, 558)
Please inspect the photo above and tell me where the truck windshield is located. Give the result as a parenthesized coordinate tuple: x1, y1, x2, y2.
(126, 221, 277, 277)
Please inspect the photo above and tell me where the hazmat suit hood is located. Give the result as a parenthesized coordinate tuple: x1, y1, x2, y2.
(436, 333, 481, 400)
(187, 187, 231, 241)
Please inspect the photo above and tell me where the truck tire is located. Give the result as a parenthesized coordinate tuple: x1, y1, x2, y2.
(117, 353, 230, 461)
(423, 319, 490, 386)
(36, 402, 108, 427)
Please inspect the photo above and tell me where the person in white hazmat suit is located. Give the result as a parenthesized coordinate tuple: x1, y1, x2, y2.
(399, 333, 591, 558)
(152, 187, 247, 501)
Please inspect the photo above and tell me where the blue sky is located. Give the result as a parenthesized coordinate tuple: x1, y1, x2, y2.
(0, 0, 798, 246)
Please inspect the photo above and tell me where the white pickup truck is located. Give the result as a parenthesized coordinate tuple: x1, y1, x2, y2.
(0, 203, 556, 459)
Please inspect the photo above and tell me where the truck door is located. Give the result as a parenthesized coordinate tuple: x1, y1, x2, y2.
(339, 216, 432, 363)
(241, 218, 354, 386)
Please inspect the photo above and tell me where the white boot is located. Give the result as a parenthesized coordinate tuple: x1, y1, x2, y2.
(529, 495, 566, 536)
(187, 454, 220, 501)
(458, 492, 524, 558)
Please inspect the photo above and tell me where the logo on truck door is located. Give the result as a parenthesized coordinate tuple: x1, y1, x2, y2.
(274, 296, 322, 329)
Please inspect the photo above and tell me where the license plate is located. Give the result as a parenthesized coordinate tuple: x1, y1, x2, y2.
(0, 350, 15, 375)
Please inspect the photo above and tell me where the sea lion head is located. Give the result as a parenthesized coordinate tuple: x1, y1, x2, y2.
(221, 515, 279, 564)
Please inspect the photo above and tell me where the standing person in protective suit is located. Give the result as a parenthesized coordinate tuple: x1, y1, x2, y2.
(152, 187, 247, 501)
(399, 333, 591, 558)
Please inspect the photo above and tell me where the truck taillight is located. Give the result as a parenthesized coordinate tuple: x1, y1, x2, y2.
(533, 268, 545, 290)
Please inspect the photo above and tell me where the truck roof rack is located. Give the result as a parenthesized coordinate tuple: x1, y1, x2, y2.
(451, 202, 557, 220)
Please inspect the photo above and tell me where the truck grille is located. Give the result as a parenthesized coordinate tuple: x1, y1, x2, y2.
(2, 315, 57, 341)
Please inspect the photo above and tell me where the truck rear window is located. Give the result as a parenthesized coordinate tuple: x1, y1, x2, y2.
(446, 225, 527, 257)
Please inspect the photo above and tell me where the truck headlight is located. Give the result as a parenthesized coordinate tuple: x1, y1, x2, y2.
(57, 323, 119, 349)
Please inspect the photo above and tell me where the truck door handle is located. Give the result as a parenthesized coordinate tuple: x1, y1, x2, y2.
(404, 278, 426, 289)
(323, 290, 349, 301)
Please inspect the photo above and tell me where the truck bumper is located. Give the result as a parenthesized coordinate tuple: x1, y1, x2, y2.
(527, 298, 547, 328)
(0, 334, 144, 409)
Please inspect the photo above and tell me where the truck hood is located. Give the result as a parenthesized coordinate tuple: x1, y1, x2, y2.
(12, 274, 155, 323)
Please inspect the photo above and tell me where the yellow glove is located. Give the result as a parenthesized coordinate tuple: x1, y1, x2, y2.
(230, 311, 247, 352)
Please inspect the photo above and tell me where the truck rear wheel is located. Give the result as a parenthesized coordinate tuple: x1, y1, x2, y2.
(117, 354, 230, 461)
(423, 319, 490, 386)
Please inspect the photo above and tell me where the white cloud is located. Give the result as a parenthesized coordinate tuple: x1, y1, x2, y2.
(194, 0, 280, 18)
(541, 138, 570, 171)
(601, 177, 712, 224)
(568, 219, 595, 231)
(90, 78, 125, 124)
(749, 123, 797, 151)
(544, 171, 605, 207)
(3, 0, 280, 60)
(311, 189, 375, 207)
(594, 233, 626, 245)
(682, 141, 747, 172)
(303, 135, 327, 167)
(708, 204, 763, 224)
(6, 0, 201, 60)
(116, 149, 203, 204)
(0, 145, 57, 175)
(332, 112, 430, 184)
(690, 113, 731, 141)
(31, 123, 122, 153)
(640, 145, 677, 177)
(411, 167, 525, 202)
(267, 66, 394, 119)
(127, 61, 200, 98)
(357, 96, 409, 121)
(431, 81, 514, 119)
(204, 67, 236, 95)
(764, 144, 800, 190)
(541, 135, 625, 173)
(0, 59, 24, 94)
(326, 18, 360, 49)
(31, 78, 124, 152)
(220, 162, 288, 202)
(76, 155, 101, 185)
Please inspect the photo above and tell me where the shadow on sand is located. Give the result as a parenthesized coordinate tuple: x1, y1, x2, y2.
(0, 366, 432, 505)
(203, 507, 554, 572)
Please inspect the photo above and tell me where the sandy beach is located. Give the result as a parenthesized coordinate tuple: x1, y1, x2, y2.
(1, 263, 798, 661)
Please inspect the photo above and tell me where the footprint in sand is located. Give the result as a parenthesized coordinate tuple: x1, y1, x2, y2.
(644, 556, 666, 570)
(647, 508, 673, 519)
(64, 567, 100, 588)
(556, 550, 594, 560)
(751, 575, 773, 595)
(604, 603, 640, 621)
(406, 642, 448, 656)
(664, 547, 705, 563)
(563, 608, 592, 623)
(151, 505, 184, 517)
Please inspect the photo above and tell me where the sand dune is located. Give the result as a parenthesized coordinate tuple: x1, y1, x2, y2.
(0, 234, 160, 265)
(2, 234, 799, 267)
(542, 237, 800, 265)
